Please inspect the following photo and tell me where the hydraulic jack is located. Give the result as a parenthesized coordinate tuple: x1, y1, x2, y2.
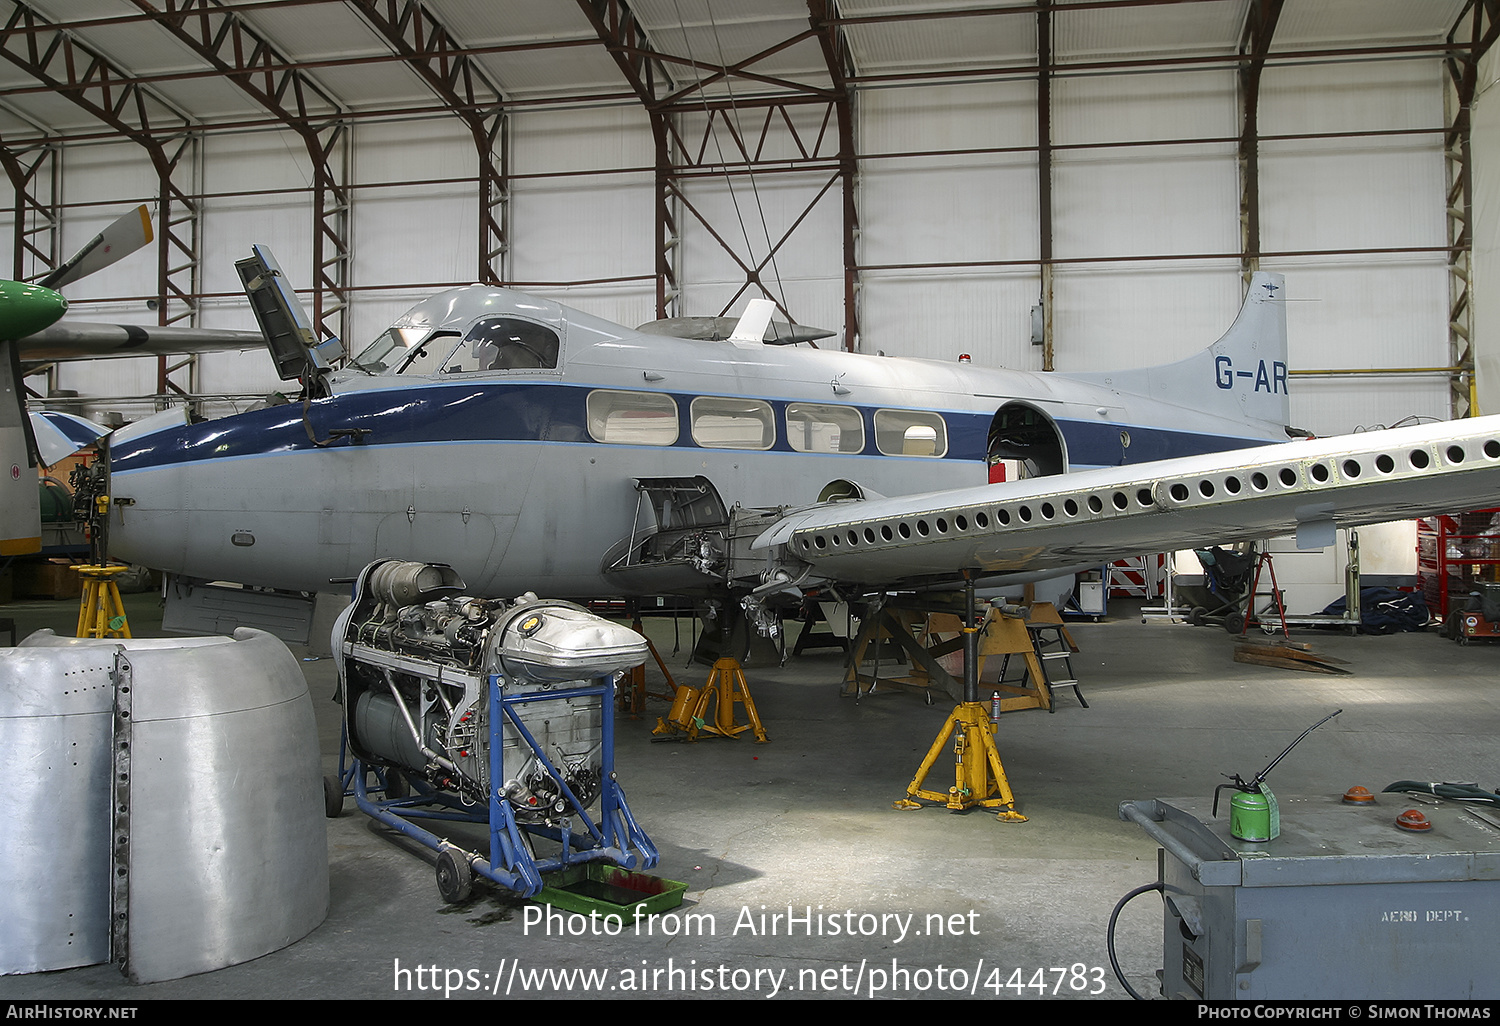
(895, 575, 1026, 822)
(653, 657, 769, 742)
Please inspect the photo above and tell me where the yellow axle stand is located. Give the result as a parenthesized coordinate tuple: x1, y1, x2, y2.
(895, 701, 1026, 822)
(73, 564, 132, 639)
(653, 657, 769, 743)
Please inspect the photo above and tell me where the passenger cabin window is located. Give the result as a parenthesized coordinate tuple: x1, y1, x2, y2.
(441, 317, 561, 374)
(874, 409, 948, 458)
(587, 390, 678, 446)
(691, 397, 776, 450)
(786, 403, 864, 454)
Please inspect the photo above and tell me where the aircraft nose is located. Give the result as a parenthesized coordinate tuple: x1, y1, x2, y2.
(0, 280, 68, 340)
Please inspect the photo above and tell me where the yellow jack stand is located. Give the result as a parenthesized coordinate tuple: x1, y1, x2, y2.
(652, 657, 769, 742)
(895, 702, 1026, 822)
(73, 564, 132, 639)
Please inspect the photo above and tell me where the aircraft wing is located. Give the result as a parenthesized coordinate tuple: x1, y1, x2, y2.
(753, 415, 1500, 588)
(16, 321, 265, 361)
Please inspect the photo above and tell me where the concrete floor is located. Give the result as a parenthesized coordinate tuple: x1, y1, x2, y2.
(1, 590, 1497, 1001)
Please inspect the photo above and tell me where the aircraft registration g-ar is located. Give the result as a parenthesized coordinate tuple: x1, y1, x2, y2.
(8, 238, 1500, 620)
(64, 247, 1499, 619)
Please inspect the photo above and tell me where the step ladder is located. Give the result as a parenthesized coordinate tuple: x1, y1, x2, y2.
(1239, 550, 1289, 639)
(1031, 623, 1087, 710)
(993, 603, 1088, 712)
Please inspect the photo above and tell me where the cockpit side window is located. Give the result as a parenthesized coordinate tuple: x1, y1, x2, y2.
(351, 327, 454, 373)
(390, 331, 464, 375)
(441, 317, 561, 374)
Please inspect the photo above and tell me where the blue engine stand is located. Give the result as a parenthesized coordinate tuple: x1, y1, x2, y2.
(348, 671, 656, 902)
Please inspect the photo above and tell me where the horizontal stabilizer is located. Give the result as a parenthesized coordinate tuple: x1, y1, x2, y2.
(754, 416, 1500, 589)
(29, 411, 106, 467)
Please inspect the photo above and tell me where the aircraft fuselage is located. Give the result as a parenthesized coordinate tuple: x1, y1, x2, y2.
(107, 284, 1289, 597)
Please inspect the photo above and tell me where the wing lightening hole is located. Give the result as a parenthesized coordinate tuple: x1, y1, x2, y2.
(1112, 492, 1128, 510)
(1170, 483, 1189, 502)
(1018, 506, 1033, 523)
(898, 523, 912, 539)
(1064, 499, 1078, 517)
(1224, 477, 1241, 494)
(847, 531, 859, 546)
(1040, 503, 1054, 520)
(1251, 472, 1268, 490)
(814, 535, 827, 549)
(1342, 459, 1361, 479)
(1136, 488, 1153, 507)
(955, 515, 969, 531)
(1375, 454, 1394, 474)
(1198, 480, 1215, 498)
(996, 509, 1011, 526)
(1409, 449, 1430, 469)
(975, 512, 989, 529)
(864, 528, 877, 543)
(1088, 496, 1103, 514)
(1279, 468, 1297, 486)
(1447, 445, 1466, 464)
(916, 520, 930, 536)
(881, 525, 894, 541)
(1486, 440, 1500, 459)
(1311, 463, 1330, 483)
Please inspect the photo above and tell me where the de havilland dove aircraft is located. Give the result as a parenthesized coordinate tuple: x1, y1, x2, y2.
(41, 245, 1494, 634)
(8, 235, 1500, 636)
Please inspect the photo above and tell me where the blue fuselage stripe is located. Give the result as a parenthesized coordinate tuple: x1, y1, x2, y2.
(109, 381, 1272, 474)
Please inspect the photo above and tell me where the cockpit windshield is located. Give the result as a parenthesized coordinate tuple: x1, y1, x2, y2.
(349, 327, 462, 374)
(350, 316, 561, 376)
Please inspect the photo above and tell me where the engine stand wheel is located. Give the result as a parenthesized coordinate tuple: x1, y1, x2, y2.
(382, 768, 410, 800)
(323, 774, 344, 819)
(436, 847, 474, 904)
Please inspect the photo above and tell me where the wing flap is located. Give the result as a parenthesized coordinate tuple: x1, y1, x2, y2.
(754, 415, 1500, 587)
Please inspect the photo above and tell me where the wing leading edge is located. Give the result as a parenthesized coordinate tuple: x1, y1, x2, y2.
(16, 322, 266, 362)
(752, 416, 1500, 589)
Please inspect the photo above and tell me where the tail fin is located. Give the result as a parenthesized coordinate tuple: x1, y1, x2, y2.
(1073, 272, 1290, 432)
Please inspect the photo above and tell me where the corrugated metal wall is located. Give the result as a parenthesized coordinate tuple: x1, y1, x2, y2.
(28, 51, 1464, 436)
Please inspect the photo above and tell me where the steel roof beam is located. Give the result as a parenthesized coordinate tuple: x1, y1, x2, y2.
(344, 0, 509, 284)
(131, 0, 351, 343)
(0, 0, 201, 375)
(807, 0, 858, 352)
(578, 0, 851, 330)
(1237, 0, 1283, 282)
(1443, 0, 1500, 417)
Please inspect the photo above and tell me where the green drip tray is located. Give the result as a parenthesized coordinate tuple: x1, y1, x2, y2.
(537, 864, 687, 917)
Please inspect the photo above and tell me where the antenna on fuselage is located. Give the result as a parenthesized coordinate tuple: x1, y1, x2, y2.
(728, 299, 777, 345)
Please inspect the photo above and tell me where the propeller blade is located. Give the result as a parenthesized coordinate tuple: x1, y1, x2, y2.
(38, 205, 154, 291)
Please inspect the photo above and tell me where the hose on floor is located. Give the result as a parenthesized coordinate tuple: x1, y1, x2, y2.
(1107, 881, 1163, 1001)
(1383, 780, 1500, 807)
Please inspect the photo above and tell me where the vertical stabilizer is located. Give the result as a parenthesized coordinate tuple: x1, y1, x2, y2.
(1072, 273, 1290, 432)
